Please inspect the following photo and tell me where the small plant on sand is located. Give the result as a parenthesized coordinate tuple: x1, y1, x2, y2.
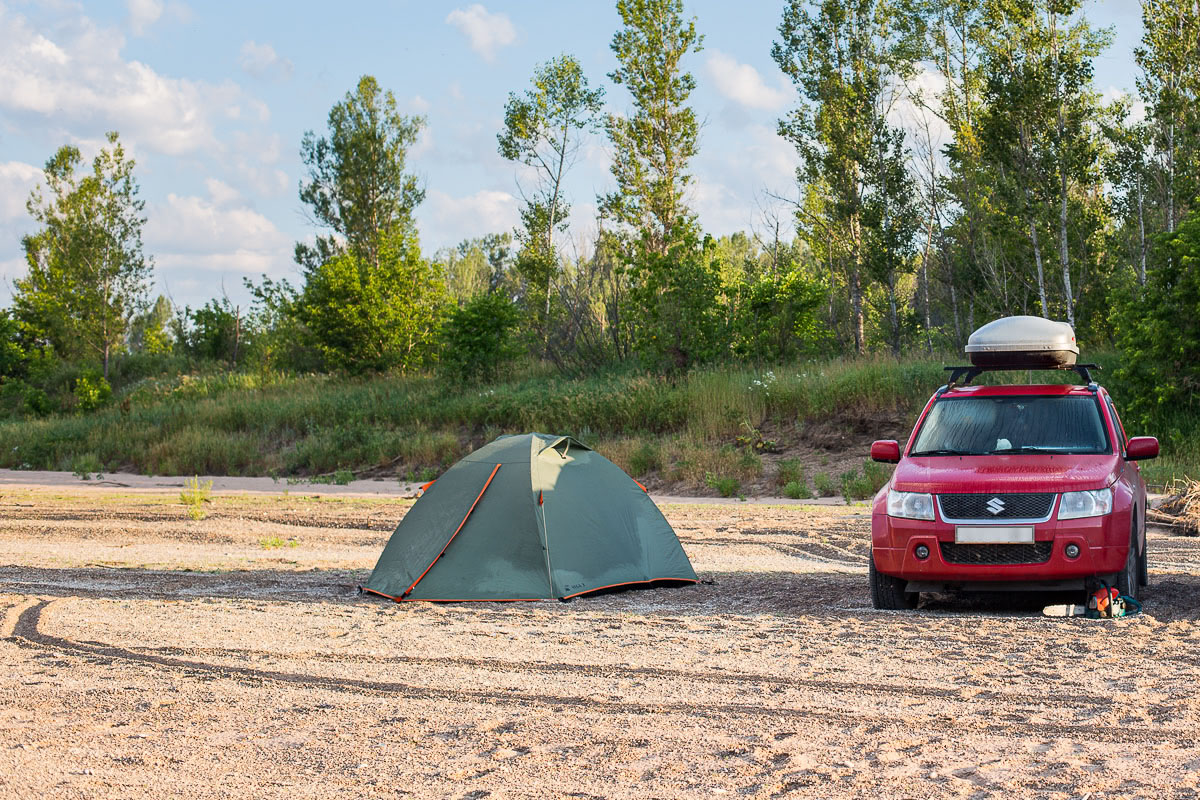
(180, 476, 213, 520)
(812, 471, 836, 497)
(705, 472, 740, 498)
(419, 466, 439, 482)
(259, 536, 300, 549)
(783, 480, 811, 500)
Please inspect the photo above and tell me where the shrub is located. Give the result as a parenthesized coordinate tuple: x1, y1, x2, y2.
(439, 292, 522, 384)
(841, 460, 889, 501)
(628, 440, 661, 477)
(71, 453, 102, 480)
(813, 471, 836, 497)
(783, 480, 811, 500)
(776, 458, 804, 487)
(73, 369, 112, 412)
(705, 472, 740, 497)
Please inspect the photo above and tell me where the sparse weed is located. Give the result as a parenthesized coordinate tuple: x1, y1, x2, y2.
(180, 476, 213, 520)
(259, 536, 299, 549)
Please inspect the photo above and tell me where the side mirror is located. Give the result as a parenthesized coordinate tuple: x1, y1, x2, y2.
(871, 440, 901, 463)
(1126, 436, 1159, 461)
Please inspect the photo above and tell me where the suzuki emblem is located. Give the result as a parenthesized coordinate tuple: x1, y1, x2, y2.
(986, 497, 1006, 515)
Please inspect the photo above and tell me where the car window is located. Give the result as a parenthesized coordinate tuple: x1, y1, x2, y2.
(1105, 396, 1127, 453)
(909, 395, 1111, 456)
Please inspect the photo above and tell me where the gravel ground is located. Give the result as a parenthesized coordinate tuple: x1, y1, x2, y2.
(2, 487, 1200, 799)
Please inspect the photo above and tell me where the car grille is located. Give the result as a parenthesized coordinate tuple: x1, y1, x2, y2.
(938, 493, 1056, 520)
(939, 542, 1054, 565)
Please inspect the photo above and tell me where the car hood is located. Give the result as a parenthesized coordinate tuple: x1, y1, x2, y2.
(892, 454, 1119, 494)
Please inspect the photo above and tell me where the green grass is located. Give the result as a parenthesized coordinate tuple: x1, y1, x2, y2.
(0, 351, 1195, 488)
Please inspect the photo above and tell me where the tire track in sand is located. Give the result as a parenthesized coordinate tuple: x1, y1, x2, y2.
(10, 599, 1188, 746)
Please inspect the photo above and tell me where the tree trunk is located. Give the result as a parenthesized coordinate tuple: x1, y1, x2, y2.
(888, 271, 899, 358)
(850, 215, 864, 355)
(1053, 8, 1074, 328)
(1137, 171, 1147, 287)
(1029, 218, 1049, 318)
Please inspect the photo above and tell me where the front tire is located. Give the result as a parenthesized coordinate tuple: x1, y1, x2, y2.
(870, 553, 918, 610)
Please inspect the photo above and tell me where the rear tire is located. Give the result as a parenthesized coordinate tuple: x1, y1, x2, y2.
(1138, 511, 1149, 588)
(870, 553, 918, 610)
(1117, 523, 1140, 602)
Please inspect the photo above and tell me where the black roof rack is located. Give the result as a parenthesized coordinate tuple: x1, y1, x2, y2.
(940, 363, 1100, 394)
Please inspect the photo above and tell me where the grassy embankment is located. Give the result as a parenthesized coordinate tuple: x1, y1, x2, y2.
(0, 353, 1193, 496)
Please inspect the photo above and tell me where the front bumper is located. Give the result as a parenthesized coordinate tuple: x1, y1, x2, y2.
(871, 511, 1131, 583)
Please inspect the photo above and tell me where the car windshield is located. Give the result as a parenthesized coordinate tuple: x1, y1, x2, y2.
(909, 395, 1110, 456)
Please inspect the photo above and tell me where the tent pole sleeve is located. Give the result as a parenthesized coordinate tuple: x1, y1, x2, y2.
(401, 463, 501, 598)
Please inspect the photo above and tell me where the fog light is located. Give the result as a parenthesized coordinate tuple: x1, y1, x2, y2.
(914, 544, 930, 560)
(1064, 543, 1081, 559)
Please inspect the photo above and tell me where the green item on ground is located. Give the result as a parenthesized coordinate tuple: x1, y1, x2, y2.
(363, 433, 697, 601)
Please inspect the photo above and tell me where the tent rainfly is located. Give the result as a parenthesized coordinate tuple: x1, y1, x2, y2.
(362, 433, 697, 601)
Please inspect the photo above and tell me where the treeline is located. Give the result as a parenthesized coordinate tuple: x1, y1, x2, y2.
(3, 0, 1199, 429)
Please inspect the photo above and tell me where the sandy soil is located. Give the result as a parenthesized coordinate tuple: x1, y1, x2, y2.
(2, 487, 1200, 799)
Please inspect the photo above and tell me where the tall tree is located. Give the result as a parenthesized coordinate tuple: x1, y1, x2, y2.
(293, 76, 444, 372)
(296, 75, 425, 273)
(603, 0, 702, 255)
(976, 0, 1109, 327)
(498, 54, 604, 327)
(17, 132, 152, 378)
(1135, 0, 1200, 236)
(774, 0, 923, 354)
(603, 0, 717, 371)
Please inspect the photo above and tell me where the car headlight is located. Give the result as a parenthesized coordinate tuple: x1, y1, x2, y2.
(887, 490, 935, 520)
(1058, 488, 1113, 520)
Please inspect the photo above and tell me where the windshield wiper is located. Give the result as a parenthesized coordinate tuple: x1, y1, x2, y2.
(990, 446, 1078, 455)
(909, 448, 977, 457)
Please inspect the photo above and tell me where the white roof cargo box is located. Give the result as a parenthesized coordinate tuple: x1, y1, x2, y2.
(964, 315, 1079, 368)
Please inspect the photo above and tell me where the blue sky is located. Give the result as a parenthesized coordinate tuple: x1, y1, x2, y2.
(0, 0, 1144, 309)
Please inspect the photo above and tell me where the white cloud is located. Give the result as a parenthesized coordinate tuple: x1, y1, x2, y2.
(411, 95, 431, 113)
(146, 184, 293, 290)
(706, 51, 791, 111)
(238, 40, 293, 81)
(0, 5, 260, 157)
(127, 0, 162, 35)
(419, 189, 520, 249)
(445, 4, 517, 62)
(1103, 86, 1146, 124)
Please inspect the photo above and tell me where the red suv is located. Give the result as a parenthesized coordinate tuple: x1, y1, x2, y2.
(868, 365, 1158, 610)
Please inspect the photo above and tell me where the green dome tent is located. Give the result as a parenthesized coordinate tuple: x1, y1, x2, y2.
(362, 433, 697, 601)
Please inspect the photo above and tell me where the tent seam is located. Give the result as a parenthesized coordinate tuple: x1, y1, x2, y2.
(401, 462, 500, 598)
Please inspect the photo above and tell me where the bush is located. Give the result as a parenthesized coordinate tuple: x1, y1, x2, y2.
(439, 292, 522, 384)
(776, 458, 804, 487)
(73, 369, 112, 412)
(813, 471, 836, 497)
(783, 479, 811, 499)
(628, 440, 661, 477)
(841, 460, 890, 501)
(705, 472, 740, 497)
